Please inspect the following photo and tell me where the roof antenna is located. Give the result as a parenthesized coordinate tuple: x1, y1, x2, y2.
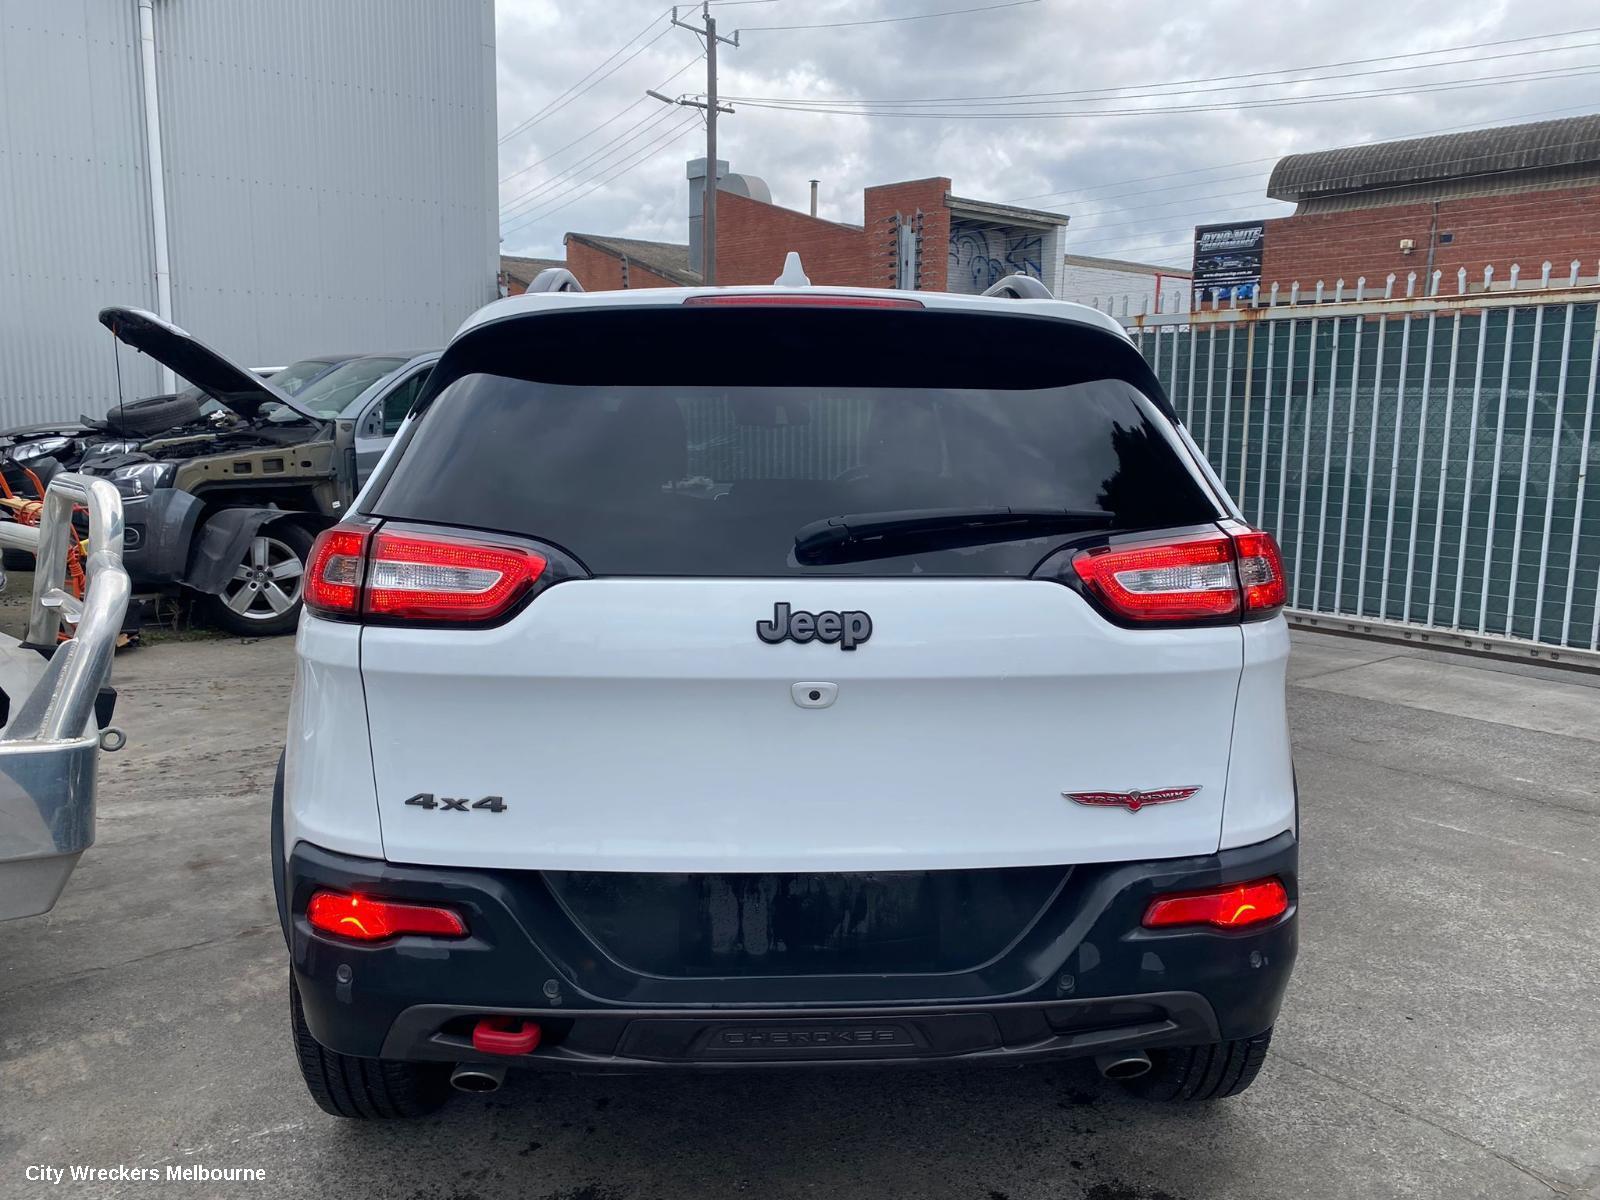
(774, 251, 810, 287)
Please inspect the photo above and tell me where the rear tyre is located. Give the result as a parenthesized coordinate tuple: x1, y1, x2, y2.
(1121, 1028, 1273, 1101)
(290, 977, 450, 1119)
(202, 522, 313, 636)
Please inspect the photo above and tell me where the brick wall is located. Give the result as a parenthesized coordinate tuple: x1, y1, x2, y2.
(564, 238, 683, 292)
(716, 192, 872, 285)
(715, 177, 953, 288)
(1261, 185, 1600, 291)
(865, 178, 951, 291)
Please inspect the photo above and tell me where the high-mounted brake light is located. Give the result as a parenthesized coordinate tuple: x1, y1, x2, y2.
(365, 530, 546, 622)
(304, 523, 547, 623)
(306, 890, 467, 942)
(1070, 528, 1286, 623)
(1142, 878, 1290, 929)
(683, 293, 924, 309)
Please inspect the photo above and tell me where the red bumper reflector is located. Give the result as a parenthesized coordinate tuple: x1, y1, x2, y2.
(306, 891, 467, 942)
(1142, 878, 1290, 929)
(472, 1016, 542, 1056)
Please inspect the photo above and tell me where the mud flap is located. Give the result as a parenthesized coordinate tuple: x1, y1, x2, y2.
(185, 507, 287, 595)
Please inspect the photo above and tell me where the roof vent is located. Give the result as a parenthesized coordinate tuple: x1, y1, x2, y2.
(774, 252, 811, 288)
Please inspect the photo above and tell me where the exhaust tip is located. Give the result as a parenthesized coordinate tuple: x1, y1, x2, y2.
(1094, 1051, 1152, 1080)
(450, 1063, 506, 1093)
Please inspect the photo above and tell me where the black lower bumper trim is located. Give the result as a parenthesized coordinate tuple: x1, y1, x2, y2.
(381, 992, 1220, 1070)
(288, 831, 1297, 1064)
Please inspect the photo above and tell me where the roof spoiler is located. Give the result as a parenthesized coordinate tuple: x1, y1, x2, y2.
(527, 268, 584, 293)
(982, 275, 1053, 300)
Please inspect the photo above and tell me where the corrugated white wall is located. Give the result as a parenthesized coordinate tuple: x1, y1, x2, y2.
(0, 0, 497, 425)
(0, 1, 165, 419)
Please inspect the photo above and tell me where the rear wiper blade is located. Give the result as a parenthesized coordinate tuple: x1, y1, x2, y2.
(794, 506, 1113, 564)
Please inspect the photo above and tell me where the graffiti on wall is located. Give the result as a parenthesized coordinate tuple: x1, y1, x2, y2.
(948, 221, 1043, 293)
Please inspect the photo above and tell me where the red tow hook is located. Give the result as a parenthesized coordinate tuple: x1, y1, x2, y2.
(471, 1016, 541, 1056)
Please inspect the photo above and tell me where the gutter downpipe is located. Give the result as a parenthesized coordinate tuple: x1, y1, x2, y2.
(136, 0, 176, 393)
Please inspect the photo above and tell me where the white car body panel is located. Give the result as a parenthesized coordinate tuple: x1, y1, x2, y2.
(284, 617, 383, 860)
(359, 579, 1245, 873)
(1220, 617, 1296, 849)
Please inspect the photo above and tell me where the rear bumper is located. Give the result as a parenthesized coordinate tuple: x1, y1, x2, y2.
(287, 831, 1298, 1068)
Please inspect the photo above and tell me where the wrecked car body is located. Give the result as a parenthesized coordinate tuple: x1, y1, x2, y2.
(1, 309, 432, 635)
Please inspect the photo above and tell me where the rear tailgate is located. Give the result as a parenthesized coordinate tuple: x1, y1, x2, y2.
(361, 578, 1241, 872)
(356, 299, 1240, 874)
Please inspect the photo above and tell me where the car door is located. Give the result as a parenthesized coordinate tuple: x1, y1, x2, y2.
(353, 364, 432, 484)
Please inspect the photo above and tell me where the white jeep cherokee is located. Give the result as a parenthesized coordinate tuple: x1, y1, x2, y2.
(275, 274, 1297, 1118)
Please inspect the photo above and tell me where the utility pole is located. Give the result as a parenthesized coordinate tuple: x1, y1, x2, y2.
(649, 4, 735, 284)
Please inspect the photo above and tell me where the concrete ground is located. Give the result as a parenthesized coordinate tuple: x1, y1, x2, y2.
(2, 629, 1598, 1200)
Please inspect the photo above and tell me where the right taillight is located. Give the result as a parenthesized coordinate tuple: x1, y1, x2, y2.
(1232, 530, 1287, 614)
(1069, 528, 1286, 624)
(304, 522, 547, 624)
(1143, 878, 1290, 929)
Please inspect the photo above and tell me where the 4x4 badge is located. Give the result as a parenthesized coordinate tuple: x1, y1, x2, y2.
(1064, 786, 1201, 813)
(757, 602, 872, 651)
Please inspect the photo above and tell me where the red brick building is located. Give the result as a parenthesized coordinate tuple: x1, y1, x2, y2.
(558, 164, 1068, 296)
(1260, 114, 1600, 290)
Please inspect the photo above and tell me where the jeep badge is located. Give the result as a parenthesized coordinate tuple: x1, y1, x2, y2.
(756, 602, 872, 651)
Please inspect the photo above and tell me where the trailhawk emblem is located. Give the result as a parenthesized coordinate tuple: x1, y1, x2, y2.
(757, 602, 873, 651)
(1064, 786, 1201, 813)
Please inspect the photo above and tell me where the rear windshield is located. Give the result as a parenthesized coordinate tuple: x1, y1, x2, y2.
(369, 309, 1215, 577)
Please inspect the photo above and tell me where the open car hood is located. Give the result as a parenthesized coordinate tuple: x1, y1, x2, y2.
(97, 306, 318, 422)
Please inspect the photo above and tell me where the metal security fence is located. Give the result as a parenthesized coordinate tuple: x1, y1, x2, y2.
(1118, 265, 1600, 653)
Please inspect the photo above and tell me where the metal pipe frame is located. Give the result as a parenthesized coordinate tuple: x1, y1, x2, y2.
(1, 474, 130, 744)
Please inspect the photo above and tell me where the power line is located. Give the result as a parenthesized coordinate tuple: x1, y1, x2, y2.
(729, 24, 1600, 105)
(731, 37, 1600, 110)
(498, 11, 671, 146)
(1066, 146, 1600, 259)
(738, 0, 1039, 33)
(501, 113, 703, 239)
(502, 115, 700, 236)
(500, 106, 682, 219)
(1065, 126, 1600, 228)
(1067, 189, 1276, 225)
(728, 62, 1600, 118)
(1009, 99, 1600, 203)
(499, 55, 702, 187)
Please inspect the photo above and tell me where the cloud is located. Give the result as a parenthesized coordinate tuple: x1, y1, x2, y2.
(496, 0, 1600, 267)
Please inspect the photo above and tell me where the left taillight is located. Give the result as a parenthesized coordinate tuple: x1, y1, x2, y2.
(1069, 527, 1287, 624)
(304, 522, 548, 624)
(306, 890, 467, 942)
(304, 523, 370, 618)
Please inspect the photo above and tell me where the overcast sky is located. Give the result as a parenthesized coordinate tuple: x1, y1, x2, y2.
(495, 0, 1600, 268)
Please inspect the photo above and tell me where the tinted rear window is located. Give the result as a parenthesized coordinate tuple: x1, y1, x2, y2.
(369, 308, 1215, 577)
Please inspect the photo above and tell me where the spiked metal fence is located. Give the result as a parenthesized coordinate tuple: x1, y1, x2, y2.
(1115, 263, 1600, 657)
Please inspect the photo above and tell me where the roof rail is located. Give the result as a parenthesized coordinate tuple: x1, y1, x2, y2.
(982, 275, 1053, 300)
(527, 268, 584, 293)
